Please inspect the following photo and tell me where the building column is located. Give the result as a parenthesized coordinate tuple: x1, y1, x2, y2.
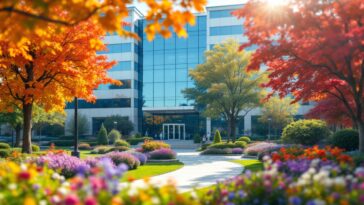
(206, 117, 211, 141)
(244, 115, 252, 136)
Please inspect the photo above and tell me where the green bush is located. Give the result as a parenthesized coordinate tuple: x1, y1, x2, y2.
(31, 144, 40, 152)
(0, 142, 11, 150)
(237, 136, 251, 143)
(234, 141, 248, 148)
(97, 124, 108, 145)
(134, 133, 143, 138)
(127, 137, 153, 145)
(108, 129, 122, 144)
(213, 130, 222, 144)
(332, 129, 359, 151)
(208, 142, 246, 149)
(78, 143, 92, 150)
(110, 146, 129, 152)
(90, 146, 112, 154)
(281, 119, 330, 146)
(193, 134, 201, 144)
(114, 139, 130, 147)
(201, 148, 232, 155)
(0, 149, 10, 158)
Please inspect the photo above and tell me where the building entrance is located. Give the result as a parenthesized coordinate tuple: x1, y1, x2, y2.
(162, 123, 186, 140)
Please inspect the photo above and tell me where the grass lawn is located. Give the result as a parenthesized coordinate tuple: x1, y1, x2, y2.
(121, 161, 184, 182)
(230, 159, 264, 172)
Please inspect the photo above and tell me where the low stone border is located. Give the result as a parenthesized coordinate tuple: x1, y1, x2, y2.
(147, 159, 180, 163)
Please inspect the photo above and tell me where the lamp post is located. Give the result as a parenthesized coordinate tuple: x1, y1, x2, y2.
(71, 97, 80, 157)
(113, 121, 117, 130)
(268, 117, 272, 141)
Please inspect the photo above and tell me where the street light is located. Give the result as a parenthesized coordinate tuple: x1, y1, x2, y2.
(268, 117, 272, 141)
(71, 97, 80, 158)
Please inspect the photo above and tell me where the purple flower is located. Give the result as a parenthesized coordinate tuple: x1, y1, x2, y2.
(105, 151, 140, 169)
(149, 148, 176, 160)
(289, 196, 302, 205)
(131, 152, 148, 165)
(232, 148, 244, 154)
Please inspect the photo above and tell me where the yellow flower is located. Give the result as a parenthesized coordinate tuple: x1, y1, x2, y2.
(23, 197, 36, 205)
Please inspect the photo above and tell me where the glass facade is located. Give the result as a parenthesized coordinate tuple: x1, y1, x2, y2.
(209, 9, 235, 18)
(142, 16, 206, 108)
(210, 25, 244, 36)
(66, 98, 131, 109)
(98, 43, 131, 54)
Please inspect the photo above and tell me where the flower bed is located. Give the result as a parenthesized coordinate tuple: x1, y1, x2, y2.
(141, 140, 170, 152)
(243, 142, 284, 156)
(149, 148, 176, 160)
(104, 151, 140, 169)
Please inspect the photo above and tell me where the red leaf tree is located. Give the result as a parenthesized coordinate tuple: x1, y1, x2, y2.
(234, 0, 364, 151)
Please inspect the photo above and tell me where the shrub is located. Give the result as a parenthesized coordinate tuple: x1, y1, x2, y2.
(97, 124, 108, 145)
(244, 142, 282, 156)
(108, 129, 121, 144)
(90, 146, 112, 154)
(332, 129, 359, 151)
(193, 133, 201, 143)
(105, 152, 140, 169)
(0, 143, 10, 149)
(234, 141, 248, 148)
(110, 146, 129, 152)
(130, 152, 148, 165)
(114, 139, 130, 147)
(36, 153, 90, 178)
(127, 137, 153, 145)
(134, 133, 143, 138)
(208, 142, 246, 149)
(0, 149, 10, 158)
(231, 147, 244, 154)
(198, 143, 212, 151)
(31, 144, 40, 152)
(141, 141, 170, 152)
(281, 119, 330, 145)
(149, 148, 176, 160)
(237, 136, 251, 143)
(213, 130, 222, 143)
(201, 148, 232, 155)
(78, 143, 92, 150)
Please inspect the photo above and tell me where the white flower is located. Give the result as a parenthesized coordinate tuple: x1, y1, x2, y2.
(51, 195, 61, 203)
(57, 187, 68, 195)
(39, 200, 47, 205)
(151, 197, 160, 204)
(333, 177, 346, 186)
(190, 191, 198, 199)
(8, 183, 17, 190)
(127, 186, 138, 197)
(313, 199, 326, 205)
(20, 163, 27, 171)
(323, 178, 333, 187)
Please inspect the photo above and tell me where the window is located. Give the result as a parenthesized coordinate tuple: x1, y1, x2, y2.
(143, 51, 153, 66)
(154, 50, 164, 65)
(154, 83, 164, 98)
(165, 50, 176, 65)
(154, 36, 164, 50)
(143, 35, 153, 51)
(165, 70, 175, 82)
(110, 61, 131, 71)
(165, 33, 176, 49)
(97, 79, 132, 90)
(176, 49, 187, 64)
(143, 83, 153, 99)
(176, 69, 188, 82)
(165, 82, 176, 97)
(176, 37, 187, 48)
(199, 32, 206, 47)
(187, 32, 199, 48)
(198, 16, 206, 31)
(98, 43, 131, 54)
(144, 70, 153, 82)
(66, 98, 131, 109)
(154, 69, 164, 82)
(188, 48, 198, 64)
(209, 9, 235, 18)
(210, 25, 243, 36)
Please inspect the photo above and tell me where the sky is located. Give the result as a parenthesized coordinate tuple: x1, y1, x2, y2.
(132, 0, 247, 14)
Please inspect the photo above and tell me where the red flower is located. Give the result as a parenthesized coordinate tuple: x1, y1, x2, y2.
(18, 171, 31, 180)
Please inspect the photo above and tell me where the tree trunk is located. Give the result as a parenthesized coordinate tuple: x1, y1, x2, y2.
(358, 121, 364, 153)
(22, 103, 33, 153)
(231, 118, 237, 142)
(227, 119, 231, 143)
(15, 125, 21, 147)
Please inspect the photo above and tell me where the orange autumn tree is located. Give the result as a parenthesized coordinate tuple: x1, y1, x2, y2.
(0, 0, 206, 42)
(0, 20, 117, 153)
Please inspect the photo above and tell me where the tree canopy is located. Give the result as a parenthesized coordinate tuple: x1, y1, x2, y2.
(234, 0, 364, 151)
(184, 39, 265, 141)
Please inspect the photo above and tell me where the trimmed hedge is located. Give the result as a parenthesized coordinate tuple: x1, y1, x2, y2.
(114, 139, 130, 147)
(90, 146, 113, 154)
(0, 149, 10, 158)
(213, 130, 222, 144)
(78, 143, 92, 150)
(208, 141, 247, 149)
(281, 119, 330, 145)
(0, 143, 11, 149)
(332, 129, 359, 151)
(237, 136, 251, 143)
(127, 137, 153, 145)
(201, 148, 232, 155)
(31, 144, 40, 152)
(141, 141, 170, 152)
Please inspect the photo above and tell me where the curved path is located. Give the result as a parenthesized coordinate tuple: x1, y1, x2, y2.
(137, 149, 243, 192)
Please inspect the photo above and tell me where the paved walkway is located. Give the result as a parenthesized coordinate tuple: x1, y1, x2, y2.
(134, 149, 243, 192)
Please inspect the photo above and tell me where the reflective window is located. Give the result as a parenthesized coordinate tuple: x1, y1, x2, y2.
(143, 35, 153, 51)
(209, 9, 235, 18)
(165, 33, 176, 49)
(199, 47, 206, 63)
(165, 100, 176, 107)
(66, 98, 131, 109)
(199, 32, 206, 47)
(198, 16, 206, 31)
(165, 70, 175, 82)
(188, 48, 198, 64)
(165, 82, 176, 97)
(144, 70, 153, 82)
(176, 37, 187, 48)
(154, 83, 164, 98)
(143, 83, 153, 99)
(154, 50, 164, 65)
(110, 61, 131, 71)
(165, 50, 176, 65)
(143, 51, 153, 66)
(176, 49, 187, 64)
(98, 43, 131, 54)
(154, 69, 164, 82)
(96, 79, 132, 90)
(176, 69, 188, 81)
(210, 25, 243, 36)
(154, 36, 164, 50)
(187, 32, 199, 48)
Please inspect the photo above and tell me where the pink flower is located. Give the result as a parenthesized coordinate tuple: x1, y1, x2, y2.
(64, 194, 79, 205)
(85, 196, 98, 205)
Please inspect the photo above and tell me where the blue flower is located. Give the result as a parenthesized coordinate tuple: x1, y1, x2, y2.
(289, 196, 302, 205)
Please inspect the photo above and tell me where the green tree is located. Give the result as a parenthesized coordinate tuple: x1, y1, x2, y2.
(213, 130, 222, 144)
(184, 39, 265, 142)
(103, 115, 134, 136)
(259, 96, 299, 137)
(108, 129, 121, 144)
(32, 106, 65, 139)
(66, 114, 90, 136)
(97, 124, 108, 145)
